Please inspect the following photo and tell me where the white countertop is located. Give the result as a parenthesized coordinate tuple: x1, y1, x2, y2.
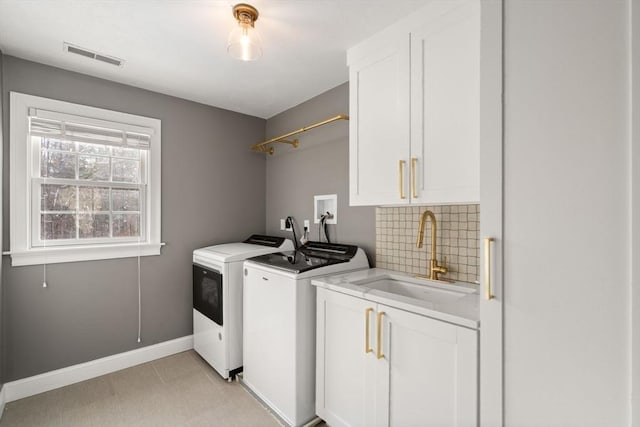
(311, 268, 479, 329)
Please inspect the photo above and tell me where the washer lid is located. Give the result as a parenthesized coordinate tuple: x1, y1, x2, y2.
(245, 250, 345, 274)
(245, 241, 360, 273)
(194, 240, 293, 263)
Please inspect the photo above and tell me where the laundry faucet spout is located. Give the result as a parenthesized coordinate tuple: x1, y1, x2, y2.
(416, 210, 448, 281)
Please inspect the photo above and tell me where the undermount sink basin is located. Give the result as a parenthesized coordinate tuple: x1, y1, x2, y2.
(354, 276, 474, 305)
(311, 268, 480, 328)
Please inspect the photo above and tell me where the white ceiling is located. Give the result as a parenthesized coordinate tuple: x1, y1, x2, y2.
(0, 0, 429, 119)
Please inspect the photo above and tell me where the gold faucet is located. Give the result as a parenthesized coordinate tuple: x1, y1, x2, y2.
(416, 210, 448, 281)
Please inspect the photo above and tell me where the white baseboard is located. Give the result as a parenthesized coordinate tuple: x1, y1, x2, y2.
(4, 335, 193, 403)
(0, 385, 6, 421)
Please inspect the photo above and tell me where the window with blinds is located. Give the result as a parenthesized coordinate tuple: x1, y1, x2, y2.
(31, 111, 150, 245)
(10, 93, 162, 266)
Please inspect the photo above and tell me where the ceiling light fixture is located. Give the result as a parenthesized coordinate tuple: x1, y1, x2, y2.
(228, 3, 262, 61)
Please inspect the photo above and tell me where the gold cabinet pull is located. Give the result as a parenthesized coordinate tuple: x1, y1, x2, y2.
(411, 157, 418, 199)
(365, 307, 374, 354)
(376, 311, 385, 359)
(399, 160, 406, 199)
(485, 237, 495, 300)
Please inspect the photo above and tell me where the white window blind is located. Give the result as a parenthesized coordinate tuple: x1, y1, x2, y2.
(29, 108, 153, 149)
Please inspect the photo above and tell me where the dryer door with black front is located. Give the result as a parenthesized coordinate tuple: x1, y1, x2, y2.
(193, 264, 223, 326)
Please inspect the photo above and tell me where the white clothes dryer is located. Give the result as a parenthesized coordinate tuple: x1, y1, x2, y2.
(192, 235, 293, 380)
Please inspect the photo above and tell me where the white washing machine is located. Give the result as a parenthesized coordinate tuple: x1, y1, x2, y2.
(242, 241, 369, 426)
(193, 235, 293, 380)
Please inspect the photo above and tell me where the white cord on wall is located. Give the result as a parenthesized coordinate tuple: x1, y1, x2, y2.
(137, 234, 142, 343)
(42, 142, 48, 289)
(42, 223, 47, 288)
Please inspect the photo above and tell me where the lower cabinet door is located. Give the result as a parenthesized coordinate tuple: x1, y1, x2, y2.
(378, 305, 478, 427)
(316, 288, 376, 427)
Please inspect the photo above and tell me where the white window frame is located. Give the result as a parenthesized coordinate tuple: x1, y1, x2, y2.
(9, 92, 163, 266)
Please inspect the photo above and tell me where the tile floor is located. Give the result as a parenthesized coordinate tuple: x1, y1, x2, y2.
(0, 351, 283, 426)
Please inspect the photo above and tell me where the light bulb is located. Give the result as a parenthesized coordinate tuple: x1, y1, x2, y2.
(228, 23, 262, 61)
(240, 26, 251, 61)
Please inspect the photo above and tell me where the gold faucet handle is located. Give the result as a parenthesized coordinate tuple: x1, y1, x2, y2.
(435, 257, 448, 276)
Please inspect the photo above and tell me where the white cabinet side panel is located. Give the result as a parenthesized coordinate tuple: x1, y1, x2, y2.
(479, 0, 503, 425)
(504, 2, 629, 425)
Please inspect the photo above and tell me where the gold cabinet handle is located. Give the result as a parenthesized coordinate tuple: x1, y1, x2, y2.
(485, 237, 495, 300)
(365, 307, 374, 354)
(411, 157, 418, 199)
(376, 311, 385, 359)
(399, 160, 406, 199)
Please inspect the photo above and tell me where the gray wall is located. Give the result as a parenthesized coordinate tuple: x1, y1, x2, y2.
(504, 1, 629, 425)
(1, 56, 267, 381)
(265, 83, 375, 263)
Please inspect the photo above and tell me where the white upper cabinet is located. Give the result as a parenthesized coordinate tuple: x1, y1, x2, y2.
(411, 2, 480, 204)
(349, 32, 410, 205)
(349, 0, 480, 206)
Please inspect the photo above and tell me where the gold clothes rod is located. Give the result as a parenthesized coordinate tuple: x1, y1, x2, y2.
(251, 114, 349, 154)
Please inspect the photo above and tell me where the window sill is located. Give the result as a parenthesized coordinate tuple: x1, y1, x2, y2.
(4, 243, 165, 266)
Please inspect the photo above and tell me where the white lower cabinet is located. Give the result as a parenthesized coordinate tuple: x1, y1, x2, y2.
(315, 287, 373, 427)
(316, 288, 478, 427)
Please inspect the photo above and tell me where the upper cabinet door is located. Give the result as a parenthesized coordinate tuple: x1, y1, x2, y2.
(410, 1, 480, 205)
(349, 33, 410, 206)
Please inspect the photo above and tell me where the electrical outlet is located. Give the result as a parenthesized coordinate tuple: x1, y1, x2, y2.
(280, 219, 286, 230)
(304, 219, 310, 229)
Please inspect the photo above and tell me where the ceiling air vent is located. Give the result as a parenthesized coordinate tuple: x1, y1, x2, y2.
(63, 43, 124, 67)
